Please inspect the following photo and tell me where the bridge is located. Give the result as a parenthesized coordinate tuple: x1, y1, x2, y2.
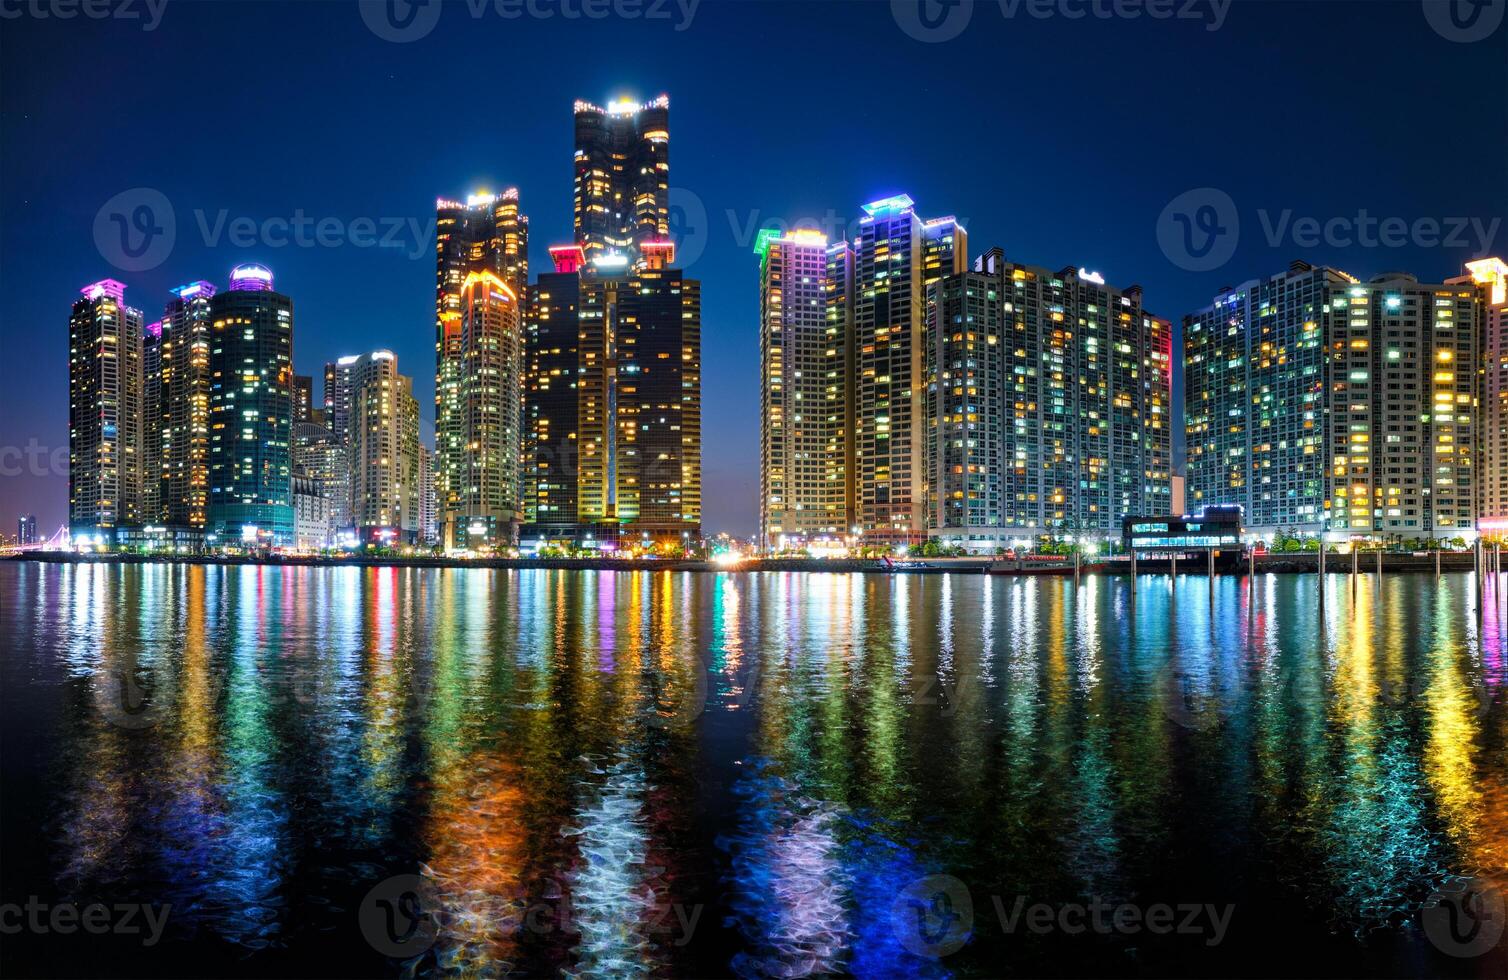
(0, 525, 69, 556)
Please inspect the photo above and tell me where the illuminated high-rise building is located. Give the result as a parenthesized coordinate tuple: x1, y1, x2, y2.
(323, 356, 356, 445)
(1452, 258, 1507, 531)
(524, 246, 585, 537)
(980, 250, 1171, 540)
(435, 189, 529, 547)
(440, 269, 524, 549)
(846, 195, 966, 544)
(293, 419, 349, 535)
(142, 318, 163, 522)
(913, 250, 1170, 551)
(291, 373, 313, 423)
(825, 239, 857, 535)
(521, 245, 701, 549)
(573, 94, 669, 265)
(347, 350, 421, 544)
(756, 229, 839, 550)
(924, 270, 1004, 545)
(205, 264, 295, 547)
(68, 279, 146, 543)
(158, 281, 216, 533)
(1186, 261, 1483, 541)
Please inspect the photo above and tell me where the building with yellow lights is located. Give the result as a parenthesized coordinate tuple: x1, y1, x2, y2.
(434, 190, 529, 549)
(69, 279, 147, 544)
(756, 228, 841, 550)
(1186, 260, 1486, 543)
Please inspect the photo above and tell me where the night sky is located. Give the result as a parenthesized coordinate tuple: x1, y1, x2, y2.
(2, 0, 1504, 537)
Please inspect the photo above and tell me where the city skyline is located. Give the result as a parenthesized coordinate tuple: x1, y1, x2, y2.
(3, 1, 1505, 537)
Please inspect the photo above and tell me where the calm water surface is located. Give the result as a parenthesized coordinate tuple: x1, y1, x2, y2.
(1, 562, 1505, 978)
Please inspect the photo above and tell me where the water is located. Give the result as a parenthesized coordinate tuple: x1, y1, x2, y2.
(1, 562, 1505, 978)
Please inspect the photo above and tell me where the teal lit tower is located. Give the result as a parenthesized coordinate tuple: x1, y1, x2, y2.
(206, 264, 295, 547)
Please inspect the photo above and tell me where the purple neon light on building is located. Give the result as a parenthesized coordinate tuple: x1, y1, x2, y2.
(228, 264, 274, 292)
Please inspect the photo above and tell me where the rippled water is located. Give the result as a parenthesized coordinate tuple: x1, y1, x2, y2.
(1, 562, 1505, 978)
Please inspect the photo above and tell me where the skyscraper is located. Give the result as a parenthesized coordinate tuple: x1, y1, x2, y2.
(756, 229, 839, 550)
(348, 350, 421, 544)
(521, 244, 702, 549)
(978, 250, 1171, 540)
(925, 270, 1004, 545)
(435, 189, 529, 548)
(158, 281, 216, 535)
(291, 373, 313, 423)
(1185, 261, 1483, 541)
(142, 319, 163, 523)
(440, 269, 524, 549)
(572, 94, 669, 264)
(847, 195, 967, 544)
(1454, 257, 1507, 530)
(323, 356, 356, 445)
(525, 248, 585, 537)
(17, 514, 37, 546)
(206, 264, 295, 547)
(68, 279, 145, 544)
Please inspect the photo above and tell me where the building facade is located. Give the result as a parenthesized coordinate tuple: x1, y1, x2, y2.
(435, 191, 529, 549)
(18, 514, 37, 546)
(158, 281, 216, 535)
(439, 270, 524, 549)
(1185, 261, 1483, 542)
(205, 264, 295, 547)
(847, 195, 967, 544)
(68, 279, 146, 543)
(572, 94, 669, 264)
(292, 419, 349, 538)
(925, 270, 1005, 547)
(1456, 258, 1507, 532)
(756, 229, 839, 549)
(348, 350, 421, 544)
(521, 246, 702, 550)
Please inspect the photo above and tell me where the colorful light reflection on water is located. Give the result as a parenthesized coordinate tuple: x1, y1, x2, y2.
(1, 563, 1505, 978)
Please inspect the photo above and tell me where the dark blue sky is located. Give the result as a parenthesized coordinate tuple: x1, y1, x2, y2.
(3, 0, 1504, 536)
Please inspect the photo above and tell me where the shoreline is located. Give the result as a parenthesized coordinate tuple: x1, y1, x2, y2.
(1, 551, 1489, 575)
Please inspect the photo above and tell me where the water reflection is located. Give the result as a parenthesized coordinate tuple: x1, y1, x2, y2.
(0, 563, 1504, 978)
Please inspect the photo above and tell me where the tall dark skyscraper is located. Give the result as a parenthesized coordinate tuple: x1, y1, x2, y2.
(17, 514, 37, 546)
(291, 373, 313, 423)
(523, 243, 701, 548)
(206, 264, 295, 547)
(572, 95, 669, 264)
(68, 279, 145, 543)
(142, 318, 163, 522)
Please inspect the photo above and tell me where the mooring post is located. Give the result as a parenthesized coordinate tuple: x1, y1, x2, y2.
(1435, 546, 1441, 577)
(1376, 547, 1382, 580)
